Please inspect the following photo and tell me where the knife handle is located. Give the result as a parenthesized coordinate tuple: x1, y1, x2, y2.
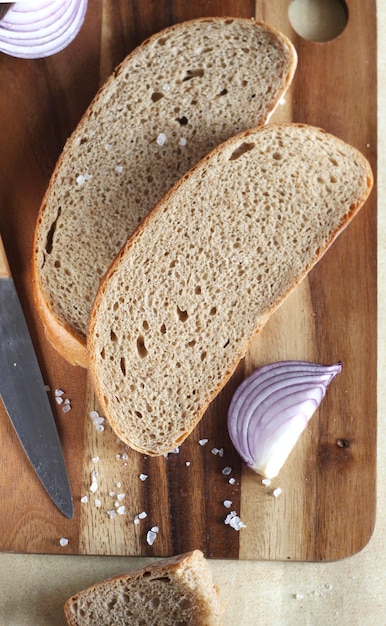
(0, 234, 12, 279)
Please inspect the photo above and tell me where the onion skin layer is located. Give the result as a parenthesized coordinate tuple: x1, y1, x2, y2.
(227, 361, 342, 479)
(0, 0, 88, 59)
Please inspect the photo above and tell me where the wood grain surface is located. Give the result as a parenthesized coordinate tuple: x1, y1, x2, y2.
(0, 0, 376, 561)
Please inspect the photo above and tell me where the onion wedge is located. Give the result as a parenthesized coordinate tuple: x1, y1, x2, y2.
(0, 0, 88, 59)
(227, 361, 342, 479)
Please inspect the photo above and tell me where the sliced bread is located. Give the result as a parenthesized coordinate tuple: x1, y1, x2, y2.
(64, 550, 222, 626)
(88, 123, 373, 456)
(32, 17, 297, 367)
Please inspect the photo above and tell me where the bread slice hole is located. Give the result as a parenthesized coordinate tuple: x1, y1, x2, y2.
(229, 142, 255, 161)
(45, 207, 61, 254)
(182, 68, 204, 81)
(136, 335, 148, 358)
(177, 306, 188, 322)
(151, 92, 164, 103)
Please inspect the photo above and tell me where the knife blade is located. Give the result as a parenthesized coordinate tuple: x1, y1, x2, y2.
(0, 234, 73, 518)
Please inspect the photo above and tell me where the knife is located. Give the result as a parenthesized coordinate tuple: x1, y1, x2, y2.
(0, 234, 73, 518)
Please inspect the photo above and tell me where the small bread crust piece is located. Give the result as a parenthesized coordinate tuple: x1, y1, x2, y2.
(64, 550, 223, 626)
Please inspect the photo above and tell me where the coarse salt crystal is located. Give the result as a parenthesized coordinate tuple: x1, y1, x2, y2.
(117, 505, 126, 515)
(116, 454, 121, 460)
(62, 403, 72, 413)
(294, 593, 304, 600)
(199, 438, 208, 446)
(229, 477, 236, 485)
(76, 173, 92, 185)
(115, 165, 123, 173)
(117, 493, 125, 501)
(59, 537, 69, 546)
(151, 526, 159, 533)
(134, 516, 140, 525)
(224, 511, 246, 531)
(105, 143, 112, 151)
(90, 470, 98, 493)
(139, 474, 148, 481)
(138, 511, 147, 519)
(185, 461, 191, 466)
(55, 389, 65, 396)
(146, 530, 157, 546)
(162, 84, 171, 92)
(109, 491, 115, 497)
(108, 510, 117, 519)
(179, 137, 187, 146)
(164, 447, 180, 457)
(55, 396, 64, 405)
(223, 500, 232, 508)
(156, 133, 166, 146)
(92, 456, 100, 463)
(222, 466, 232, 476)
(122, 452, 129, 461)
(262, 478, 271, 487)
(95, 424, 104, 433)
(272, 487, 282, 498)
(89, 410, 99, 420)
(94, 498, 101, 508)
(116, 482, 122, 488)
(80, 495, 88, 504)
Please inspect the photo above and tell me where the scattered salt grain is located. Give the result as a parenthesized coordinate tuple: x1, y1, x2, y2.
(117, 505, 126, 515)
(229, 477, 236, 485)
(139, 474, 148, 481)
(107, 510, 117, 519)
(164, 446, 180, 457)
(179, 137, 187, 146)
(55, 396, 64, 405)
(76, 173, 92, 185)
(223, 500, 232, 508)
(80, 495, 88, 504)
(55, 389, 64, 397)
(156, 133, 166, 146)
(117, 493, 125, 501)
(95, 424, 104, 433)
(94, 498, 101, 508)
(89, 470, 98, 493)
(272, 487, 282, 498)
(92, 456, 100, 463)
(294, 593, 304, 600)
(116, 482, 122, 488)
(59, 537, 69, 547)
(122, 452, 129, 461)
(138, 511, 147, 520)
(199, 438, 208, 446)
(115, 165, 123, 173)
(109, 491, 115, 497)
(262, 478, 271, 487)
(162, 84, 171, 92)
(146, 527, 159, 546)
(185, 461, 191, 467)
(62, 402, 72, 413)
(222, 466, 232, 476)
(224, 511, 246, 531)
(105, 143, 112, 151)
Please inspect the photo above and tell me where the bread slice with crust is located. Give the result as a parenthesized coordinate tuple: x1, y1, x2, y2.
(88, 123, 373, 457)
(64, 550, 222, 626)
(32, 17, 297, 367)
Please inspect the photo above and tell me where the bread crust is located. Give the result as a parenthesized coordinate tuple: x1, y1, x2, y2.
(64, 550, 222, 625)
(87, 123, 373, 456)
(31, 17, 297, 367)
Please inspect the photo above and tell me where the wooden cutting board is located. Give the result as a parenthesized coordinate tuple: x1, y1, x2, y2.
(0, 0, 376, 561)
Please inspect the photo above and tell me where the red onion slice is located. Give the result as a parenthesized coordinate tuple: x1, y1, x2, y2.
(227, 361, 342, 479)
(0, 0, 88, 59)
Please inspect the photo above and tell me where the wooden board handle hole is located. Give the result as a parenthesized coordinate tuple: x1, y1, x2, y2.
(288, 0, 348, 42)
